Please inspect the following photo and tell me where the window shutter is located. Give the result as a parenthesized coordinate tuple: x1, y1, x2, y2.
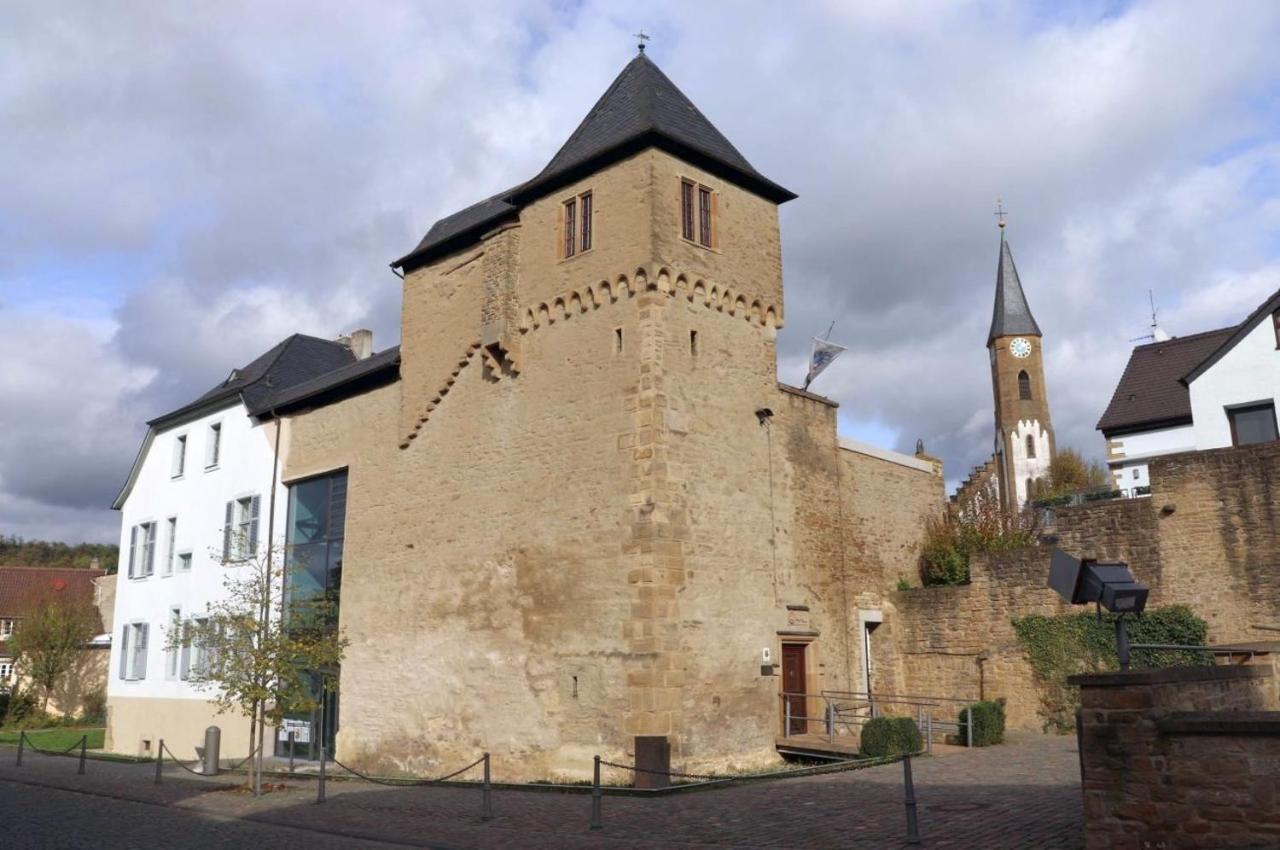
(144, 525, 155, 576)
(223, 501, 234, 560)
(119, 625, 131, 679)
(180, 629, 191, 680)
(135, 623, 149, 679)
(248, 495, 261, 556)
(128, 525, 138, 579)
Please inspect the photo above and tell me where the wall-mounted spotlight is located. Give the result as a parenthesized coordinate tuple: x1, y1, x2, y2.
(755, 407, 774, 425)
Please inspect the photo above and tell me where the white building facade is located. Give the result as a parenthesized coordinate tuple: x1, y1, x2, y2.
(1186, 299, 1280, 449)
(106, 333, 361, 759)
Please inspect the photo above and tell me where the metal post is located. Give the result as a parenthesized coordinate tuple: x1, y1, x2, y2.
(154, 740, 164, 784)
(15, 731, 23, 767)
(288, 731, 295, 774)
(589, 755, 603, 830)
(966, 706, 973, 748)
(482, 752, 494, 821)
(1116, 616, 1131, 671)
(784, 698, 791, 738)
(77, 735, 87, 775)
(903, 754, 921, 845)
(926, 710, 933, 756)
(317, 744, 327, 803)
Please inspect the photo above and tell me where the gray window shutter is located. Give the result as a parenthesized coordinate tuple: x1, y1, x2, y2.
(128, 525, 138, 579)
(223, 501, 234, 560)
(119, 625, 131, 679)
(144, 525, 155, 576)
(180, 634, 191, 680)
(248, 495, 261, 556)
(135, 623, 149, 679)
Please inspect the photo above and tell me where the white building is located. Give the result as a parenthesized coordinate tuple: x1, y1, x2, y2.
(106, 333, 364, 758)
(1098, 288, 1280, 493)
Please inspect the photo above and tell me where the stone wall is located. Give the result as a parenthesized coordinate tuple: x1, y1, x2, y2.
(1073, 665, 1280, 849)
(893, 440, 1280, 730)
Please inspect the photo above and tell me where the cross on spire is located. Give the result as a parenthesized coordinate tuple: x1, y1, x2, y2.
(994, 197, 1008, 230)
(634, 29, 650, 53)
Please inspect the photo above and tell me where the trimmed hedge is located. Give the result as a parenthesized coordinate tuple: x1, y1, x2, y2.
(957, 700, 1005, 746)
(860, 716, 922, 758)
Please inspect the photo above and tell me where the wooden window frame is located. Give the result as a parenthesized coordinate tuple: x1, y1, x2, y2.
(681, 178, 718, 249)
(1018, 370, 1032, 401)
(1227, 402, 1279, 447)
(580, 191, 592, 252)
(681, 180, 695, 240)
(563, 197, 576, 258)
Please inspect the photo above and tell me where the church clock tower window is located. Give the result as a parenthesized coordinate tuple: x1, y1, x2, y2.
(1026, 434, 1036, 458)
(1018, 370, 1032, 400)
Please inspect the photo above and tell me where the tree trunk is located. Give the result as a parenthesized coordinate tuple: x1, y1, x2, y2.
(246, 701, 258, 795)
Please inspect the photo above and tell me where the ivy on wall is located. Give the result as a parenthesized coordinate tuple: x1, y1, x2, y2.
(1012, 605, 1209, 733)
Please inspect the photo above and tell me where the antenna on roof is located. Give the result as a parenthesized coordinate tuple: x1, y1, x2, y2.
(1129, 289, 1170, 343)
(634, 29, 650, 53)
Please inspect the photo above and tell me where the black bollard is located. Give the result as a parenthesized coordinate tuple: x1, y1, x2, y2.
(590, 755, 603, 830)
(77, 735, 87, 775)
(288, 731, 295, 775)
(154, 740, 164, 784)
(317, 744, 327, 803)
(481, 752, 494, 821)
(16, 731, 23, 767)
(903, 754, 921, 845)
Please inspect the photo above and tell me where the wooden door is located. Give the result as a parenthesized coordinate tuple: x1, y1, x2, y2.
(782, 643, 807, 735)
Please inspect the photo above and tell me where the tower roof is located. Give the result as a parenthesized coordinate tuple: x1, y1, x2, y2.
(988, 236, 1042, 343)
(394, 52, 794, 270)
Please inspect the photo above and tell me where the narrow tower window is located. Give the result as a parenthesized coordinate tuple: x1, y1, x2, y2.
(579, 191, 592, 252)
(1018, 370, 1032, 400)
(681, 180, 695, 240)
(690, 330, 699, 356)
(563, 198, 577, 257)
(1026, 477, 1034, 501)
(698, 186, 713, 247)
(615, 327, 623, 354)
(1026, 434, 1036, 459)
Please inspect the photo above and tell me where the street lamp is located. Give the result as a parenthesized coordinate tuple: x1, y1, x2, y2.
(1047, 547, 1149, 670)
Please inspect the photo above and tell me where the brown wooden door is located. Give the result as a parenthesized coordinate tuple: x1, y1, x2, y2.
(782, 644, 807, 735)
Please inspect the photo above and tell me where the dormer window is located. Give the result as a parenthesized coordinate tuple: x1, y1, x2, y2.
(681, 179, 716, 248)
(562, 190, 593, 258)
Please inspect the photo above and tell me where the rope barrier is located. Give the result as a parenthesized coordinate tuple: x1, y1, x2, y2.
(327, 753, 485, 787)
(224, 743, 264, 773)
(596, 751, 901, 786)
(19, 731, 89, 757)
(158, 741, 208, 777)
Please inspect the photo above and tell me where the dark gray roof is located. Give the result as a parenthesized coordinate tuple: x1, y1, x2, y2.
(251, 345, 401, 416)
(148, 334, 356, 428)
(393, 52, 794, 271)
(988, 237, 1041, 343)
(1181, 286, 1280, 385)
(1096, 327, 1236, 435)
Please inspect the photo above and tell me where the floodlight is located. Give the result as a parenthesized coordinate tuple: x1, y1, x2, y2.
(1046, 547, 1149, 669)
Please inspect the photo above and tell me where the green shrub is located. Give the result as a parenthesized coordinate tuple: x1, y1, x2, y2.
(860, 716, 922, 758)
(80, 690, 106, 725)
(957, 700, 1005, 746)
(2, 691, 39, 727)
(920, 500, 1039, 586)
(1013, 605, 1209, 733)
(896, 577, 911, 591)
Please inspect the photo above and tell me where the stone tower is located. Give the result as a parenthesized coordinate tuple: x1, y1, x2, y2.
(988, 226, 1054, 509)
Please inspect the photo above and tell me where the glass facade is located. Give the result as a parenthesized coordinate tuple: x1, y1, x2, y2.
(277, 469, 347, 760)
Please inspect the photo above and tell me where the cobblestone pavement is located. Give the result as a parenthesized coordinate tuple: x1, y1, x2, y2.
(0, 731, 1083, 849)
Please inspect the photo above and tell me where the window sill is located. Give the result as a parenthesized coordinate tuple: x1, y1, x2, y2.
(680, 236, 719, 254)
(170, 474, 184, 481)
(558, 246, 595, 265)
(204, 464, 220, 473)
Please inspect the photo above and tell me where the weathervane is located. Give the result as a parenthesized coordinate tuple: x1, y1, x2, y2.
(634, 29, 650, 53)
(994, 197, 1007, 230)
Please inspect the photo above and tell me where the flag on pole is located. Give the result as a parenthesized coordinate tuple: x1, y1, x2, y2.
(804, 336, 847, 390)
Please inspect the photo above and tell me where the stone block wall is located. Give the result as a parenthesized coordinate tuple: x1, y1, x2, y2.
(1073, 665, 1280, 849)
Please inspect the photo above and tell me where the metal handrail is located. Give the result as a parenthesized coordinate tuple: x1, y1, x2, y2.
(1130, 643, 1266, 660)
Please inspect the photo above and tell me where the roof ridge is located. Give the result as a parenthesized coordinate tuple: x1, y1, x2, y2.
(1133, 324, 1237, 350)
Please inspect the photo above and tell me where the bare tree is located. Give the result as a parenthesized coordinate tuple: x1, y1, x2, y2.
(9, 588, 101, 714)
(167, 535, 345, 795)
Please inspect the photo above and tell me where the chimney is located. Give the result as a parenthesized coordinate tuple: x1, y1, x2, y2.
(346, 329, 374, 360)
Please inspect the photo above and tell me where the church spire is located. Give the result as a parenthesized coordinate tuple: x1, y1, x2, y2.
(987, 231, 1041, 344)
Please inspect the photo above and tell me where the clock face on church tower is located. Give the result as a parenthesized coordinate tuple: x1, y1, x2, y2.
(1010, 337, 1033, 358)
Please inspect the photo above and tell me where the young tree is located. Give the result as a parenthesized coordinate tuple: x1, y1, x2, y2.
(9, 588, 101, 713)
(168, 536, 346, 795)
(1030, 448, 1110, 501)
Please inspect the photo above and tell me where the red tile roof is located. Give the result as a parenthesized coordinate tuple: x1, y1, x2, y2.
(0, 566, 104, 617)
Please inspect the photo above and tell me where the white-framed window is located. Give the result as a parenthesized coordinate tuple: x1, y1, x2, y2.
(205, 422, 222, 469)
(171, 434, 187, 478)
(177, 551, 192, 573)
(0, 660, 12, 680)
(162, 517, 177, 577)
(165, 607, 181, 680)
(0, 619, 14, 639)
(222, 495, 260, 561)
(118, 621, 149, 681)
(178, 616, 211, 681)
(127, 522, 157, 579)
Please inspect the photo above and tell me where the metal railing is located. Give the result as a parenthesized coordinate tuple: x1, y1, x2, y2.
(1130, 643, 1269, 663)
(780, 690, 980, 752)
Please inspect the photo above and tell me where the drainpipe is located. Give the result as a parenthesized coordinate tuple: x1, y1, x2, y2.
(255, 407, 284, 794)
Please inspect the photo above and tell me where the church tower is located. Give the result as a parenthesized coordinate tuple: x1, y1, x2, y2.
(988, 221, 1054, 510)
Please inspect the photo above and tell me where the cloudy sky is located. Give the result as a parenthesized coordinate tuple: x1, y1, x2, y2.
(4, 0, 1280, 544)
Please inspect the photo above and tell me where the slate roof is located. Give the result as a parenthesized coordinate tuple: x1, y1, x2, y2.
(988, 237, 1042, 343)
(394, 52, 795, 271)
(149, 334, 356, 428)
(250, 345, 401, 416)
(1096, 327, 1237, 435)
